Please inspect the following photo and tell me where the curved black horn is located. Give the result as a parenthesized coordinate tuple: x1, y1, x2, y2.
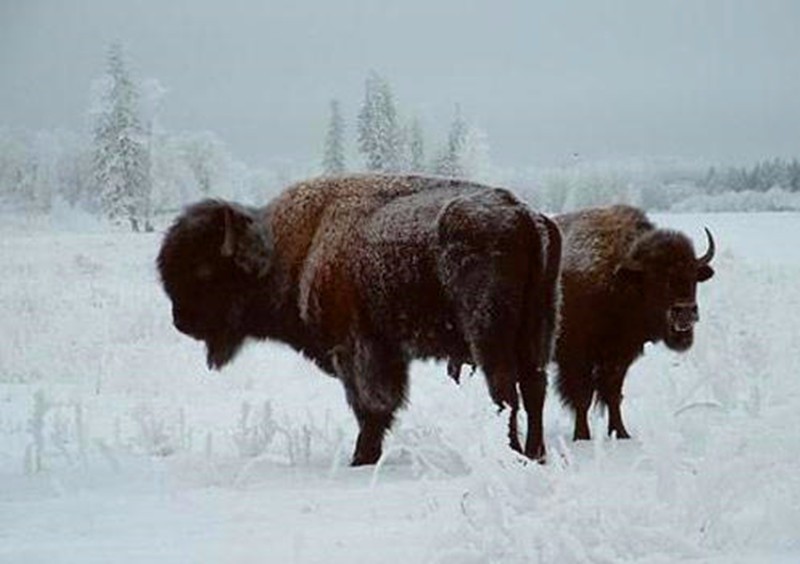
(697, 227, 715, 266)
(221, 206, 236, 257)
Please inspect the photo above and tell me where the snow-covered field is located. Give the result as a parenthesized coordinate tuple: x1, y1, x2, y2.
(1, 210, 799, 563)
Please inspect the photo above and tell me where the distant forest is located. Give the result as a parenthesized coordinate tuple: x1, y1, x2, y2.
(1, 44, 799, 230)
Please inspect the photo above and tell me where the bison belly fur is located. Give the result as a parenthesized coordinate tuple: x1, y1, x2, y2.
(157, 174, 562, 465)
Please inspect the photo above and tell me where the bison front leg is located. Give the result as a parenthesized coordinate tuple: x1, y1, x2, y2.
(555, 358, 594, 441)
(598, 364, 631, 439)
(350, 407, 394, 466)
(336, 336, 409, 466)
(572, 384, 594, 441)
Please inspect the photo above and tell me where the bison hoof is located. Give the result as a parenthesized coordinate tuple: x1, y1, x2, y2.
(351, 449, 382, 467)
(610, 429, 631, 440)
(524, 443, 546, 464)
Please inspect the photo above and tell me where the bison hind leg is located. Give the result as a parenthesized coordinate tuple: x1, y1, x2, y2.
(472, 344, 524, 455)
(335, 335, 409, 466)
(518, 366, 547, 461)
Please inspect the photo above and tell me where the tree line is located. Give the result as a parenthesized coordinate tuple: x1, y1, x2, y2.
(701, 159, 800, 194)
(3, 44, 800, 228)
(0, 43, 290, 229)
(1, 48, 493, 231)
(322, 70, 491, 180)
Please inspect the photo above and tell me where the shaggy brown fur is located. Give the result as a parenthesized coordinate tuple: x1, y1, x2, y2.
(157, 174, 561, 464)
(554, 205, 715, 440)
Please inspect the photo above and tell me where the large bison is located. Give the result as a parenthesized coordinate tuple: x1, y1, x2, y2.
(157, 174, 561, 464)
(553, 205, 714, 441)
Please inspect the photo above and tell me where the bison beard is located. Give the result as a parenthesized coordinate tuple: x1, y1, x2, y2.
(553, 205, 715, 441)
(157, 174, 561, 465)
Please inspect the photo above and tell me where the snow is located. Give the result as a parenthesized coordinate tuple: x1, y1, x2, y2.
(2, 211, 800, 563)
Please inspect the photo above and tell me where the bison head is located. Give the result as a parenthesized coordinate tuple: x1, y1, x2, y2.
(615, 227, 715, 351)
(157, 200, 273, 369)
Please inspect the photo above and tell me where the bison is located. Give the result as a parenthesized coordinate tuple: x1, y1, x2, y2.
(553, 205, 715, 441)
(157, 174, 561, 465)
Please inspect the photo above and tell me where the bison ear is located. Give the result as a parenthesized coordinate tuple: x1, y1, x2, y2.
(218, 203, 273, 276)
(697, 264, 714, 283)
(219, 205, 252, 258)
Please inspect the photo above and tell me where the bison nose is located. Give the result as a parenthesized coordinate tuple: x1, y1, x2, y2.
(669, 303, 699, 331)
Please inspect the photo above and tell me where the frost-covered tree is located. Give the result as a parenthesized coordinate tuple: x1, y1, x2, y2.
(459, 125, 493, 182)
(395, 122, 412, 172)
(409, 117, 425, 173)
(0, 128, 32, 208)
(434, 105, 468, 178)
(0, 128, 87, 212)
(322, 99, 346, 175)
(789, 159, 800, 192)
(179, 131, 228, 197)
(357, 71, 400, 172)
(90, 42, 152, 231)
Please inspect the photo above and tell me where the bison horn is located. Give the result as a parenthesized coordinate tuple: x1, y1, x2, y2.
(697, 227, 715, 266)
(221, 207, 236, 257)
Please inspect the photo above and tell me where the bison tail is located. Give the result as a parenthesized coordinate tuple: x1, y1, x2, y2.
(541, 215, 562, 365)
(524, 214, 562, 369)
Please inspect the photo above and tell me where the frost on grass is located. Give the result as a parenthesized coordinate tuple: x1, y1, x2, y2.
(2, 213, 800, 563)
(430, 241, 800, 562)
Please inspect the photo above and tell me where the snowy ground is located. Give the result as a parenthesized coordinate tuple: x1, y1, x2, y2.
(1, 210, 799, 563)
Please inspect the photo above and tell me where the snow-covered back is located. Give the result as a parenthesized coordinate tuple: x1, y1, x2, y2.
(1, 212, 799, 563)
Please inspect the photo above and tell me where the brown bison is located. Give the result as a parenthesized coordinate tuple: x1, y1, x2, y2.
(157, 174, 561, 465)
(553, 205, 714, 441)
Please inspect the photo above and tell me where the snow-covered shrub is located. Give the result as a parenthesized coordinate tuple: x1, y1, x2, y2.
(231, 400, 279, 459)
(131, 407, 173, 457)
(428, 236, 800, 563)
(513, 165, 644, 213)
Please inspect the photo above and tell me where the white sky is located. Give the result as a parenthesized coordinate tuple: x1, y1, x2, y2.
(1, 0, 799, 168)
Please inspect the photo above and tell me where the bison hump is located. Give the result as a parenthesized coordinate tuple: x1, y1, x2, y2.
(436, 188, 529, 245)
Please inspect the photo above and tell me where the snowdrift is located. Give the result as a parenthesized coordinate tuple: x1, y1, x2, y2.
(1, 212, 799, 563)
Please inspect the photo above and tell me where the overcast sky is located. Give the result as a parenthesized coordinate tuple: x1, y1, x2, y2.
(1, 0, 799, 169)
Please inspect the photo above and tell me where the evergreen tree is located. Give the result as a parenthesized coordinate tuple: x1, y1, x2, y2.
(409, 117, 425, 172)
(726, 166, 749, 192)
(789, 158, 800, 192)
(90, 42, 152, 231)
(395, 122, 411, 171)
(702, 166, 718, 192)
(322, 99, 346, 175)
(459, 125, 493, 182)
(357, 71, 400, 172)
(434, 105, 468, 177)
(180, 131, 227, 197)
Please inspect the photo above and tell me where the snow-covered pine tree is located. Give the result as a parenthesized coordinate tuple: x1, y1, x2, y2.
(409, 117, 425, 173)
(789, 159, 800, 192)
(357, 71, 400, 172)
(459, 125, 493, 182)
(90, 42, 152, 231)
(434, 105, 468, 178)
(179, 131, 228, 197)
(395, 122, 411, 172)
(322, 99, 346, 175)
